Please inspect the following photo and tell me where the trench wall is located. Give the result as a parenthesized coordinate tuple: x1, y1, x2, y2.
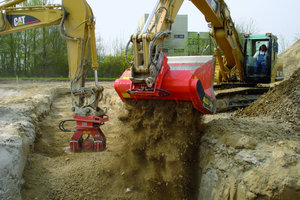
(0, 87, 68, 200)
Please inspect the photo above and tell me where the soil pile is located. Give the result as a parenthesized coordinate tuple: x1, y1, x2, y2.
(279, 39, 300, 79)
(236, 62, 300, 130)
(119, 100, 203, 199)
(236, 39, 300, 130)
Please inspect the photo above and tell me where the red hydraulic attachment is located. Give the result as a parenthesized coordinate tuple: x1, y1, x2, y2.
(69, 114, 109, 152)
(114, 54, 216, 114)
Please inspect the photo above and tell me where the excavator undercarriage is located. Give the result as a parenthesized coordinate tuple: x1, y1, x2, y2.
(214, 84, 270, 112)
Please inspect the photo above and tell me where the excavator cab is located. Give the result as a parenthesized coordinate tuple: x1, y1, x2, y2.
(243, 34, 281, 83)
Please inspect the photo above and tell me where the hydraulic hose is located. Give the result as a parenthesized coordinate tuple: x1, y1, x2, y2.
(59, 119, 76, 132)
(125, 38, 132, 65)
(149, 31, 171, 65)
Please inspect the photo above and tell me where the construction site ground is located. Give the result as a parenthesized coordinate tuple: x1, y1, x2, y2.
(0, 40, 299, 200)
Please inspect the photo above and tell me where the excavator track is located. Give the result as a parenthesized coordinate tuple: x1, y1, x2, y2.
(215, 86, 269, 112)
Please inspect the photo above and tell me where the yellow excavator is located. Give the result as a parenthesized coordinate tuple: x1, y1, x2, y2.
(115, 0, 283, 112)
(0, 0, 108, 152)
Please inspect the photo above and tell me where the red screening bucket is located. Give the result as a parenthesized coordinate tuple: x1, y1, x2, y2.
(114, 55, 216, 114)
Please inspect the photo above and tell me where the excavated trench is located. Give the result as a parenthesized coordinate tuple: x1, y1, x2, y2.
(0, 82, 71, 200)
(20, 86, 205, 200)
(20, 90, 120, 200)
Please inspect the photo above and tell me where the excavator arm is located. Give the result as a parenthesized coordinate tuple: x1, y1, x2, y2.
(0, 0, 108, 152)
(129, 0, 184, 85)
(60, 0, 104, 117)
(191, 0, 244, 82)
(0, 0, 103, 115)
(129, 0, 183, 84)
(128, 0, 243, 85)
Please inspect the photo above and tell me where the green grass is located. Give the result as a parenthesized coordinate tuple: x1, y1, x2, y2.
(0, 77, 117, 81)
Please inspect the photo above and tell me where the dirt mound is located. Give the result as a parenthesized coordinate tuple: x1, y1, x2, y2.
(279, 39, 300, 79)
(236, 66, 300, 130)
(119, 100, 203, 199)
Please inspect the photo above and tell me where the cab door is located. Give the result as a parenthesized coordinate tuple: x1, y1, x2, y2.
(244, 38, 272, 83)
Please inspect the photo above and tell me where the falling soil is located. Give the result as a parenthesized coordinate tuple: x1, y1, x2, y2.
(119, 100, 203, 199)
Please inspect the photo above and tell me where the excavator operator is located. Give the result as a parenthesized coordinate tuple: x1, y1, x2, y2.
(254, 44, 268, 73)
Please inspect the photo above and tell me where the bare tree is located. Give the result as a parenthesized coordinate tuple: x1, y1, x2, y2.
(294, 32, 300, 41)
(235, 18, 259, 34)
(110, 36, 126, 56)
(96, 34, 106, 58)
(279, 34, 291, 53)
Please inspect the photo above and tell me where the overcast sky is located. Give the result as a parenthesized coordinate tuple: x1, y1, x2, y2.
(56, 0, 300, 53)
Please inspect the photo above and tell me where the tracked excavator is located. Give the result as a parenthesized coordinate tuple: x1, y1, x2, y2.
(114, 0, 283, 113)
(0, 0, 107, 152)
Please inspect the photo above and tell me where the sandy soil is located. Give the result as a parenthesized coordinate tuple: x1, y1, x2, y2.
(0, 81, 70, 200)
(197, 40, 300, 199)
(20, 83, 135, 200)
